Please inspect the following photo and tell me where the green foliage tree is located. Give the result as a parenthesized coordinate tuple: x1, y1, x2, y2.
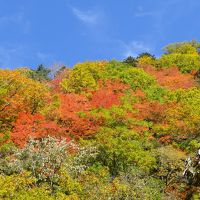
(158, 41, 200, 73)
(137, 52, 156, 59)
(102, 61, 157, 90)
(162, 88, 200, 142)
(61, 61, 106, 93)
(78, 166, 164, 200)
(0, 172, 79, 199)
(28, 64, 51, 82)
(158, 53, 200, 73)
(0, 172, 36, 199)
(136, 53, 157, 67)
(155, 146, 186, 186)
(123, 56, 137, 67)
(93, 126, 156, 176)
(163, 40, 200, 54)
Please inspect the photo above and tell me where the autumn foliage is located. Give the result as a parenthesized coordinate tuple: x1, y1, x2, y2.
(91, 80, 129, 109)
(143, 66, 196, 90)
(11, 113, 65, 147)
(1, 41, 200, 199)
(58, 94, 99, 137)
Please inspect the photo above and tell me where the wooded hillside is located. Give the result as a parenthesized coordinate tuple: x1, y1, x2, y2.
(0, 41, 199, 199)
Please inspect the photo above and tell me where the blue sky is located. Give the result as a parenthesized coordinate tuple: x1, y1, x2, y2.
(0, 0, 200, 69)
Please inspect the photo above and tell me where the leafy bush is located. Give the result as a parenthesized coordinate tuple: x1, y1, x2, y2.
(158, 53, 200, 73)
(61, 61, 106, 93)
(93, 126, 156, 175)
(0, 137, 74, 185)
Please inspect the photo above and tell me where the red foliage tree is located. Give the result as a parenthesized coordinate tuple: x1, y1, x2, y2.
(134, 101, 168, 123)
(59, 94, 91, 120)
(143, 66, 196, 90)
(132, 90, 176, 142)
(59, 94, 99, 137)
(91, 80, 129, 109)
(11, 113, 66, 147)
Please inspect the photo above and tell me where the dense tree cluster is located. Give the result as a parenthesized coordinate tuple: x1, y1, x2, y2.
(0, 41, 200, 199)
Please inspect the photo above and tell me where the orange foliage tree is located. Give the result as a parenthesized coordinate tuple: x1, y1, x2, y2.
(132, 89, 175, 143)
(143, 66, 196, 90)
(58, 94, 98, 137)
(0, 69, 51, 120)
(11, 113, 66, 147)
(90, 80, 129, 109)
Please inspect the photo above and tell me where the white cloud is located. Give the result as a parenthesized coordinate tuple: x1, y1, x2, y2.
(119, 41, 151, 58)
(0, 12, 26, 23)
(36, 52, 51, 62)
(72, 7, 100, 25)
(0, 12, 30, 34)
(0, 46, 25, 68)
(0, 47, 54, 69)
(135, 11, 157, 17)
(134, 6, 158, 17)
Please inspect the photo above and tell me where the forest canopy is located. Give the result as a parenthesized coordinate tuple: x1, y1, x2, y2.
(0, 41, 200, 199)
